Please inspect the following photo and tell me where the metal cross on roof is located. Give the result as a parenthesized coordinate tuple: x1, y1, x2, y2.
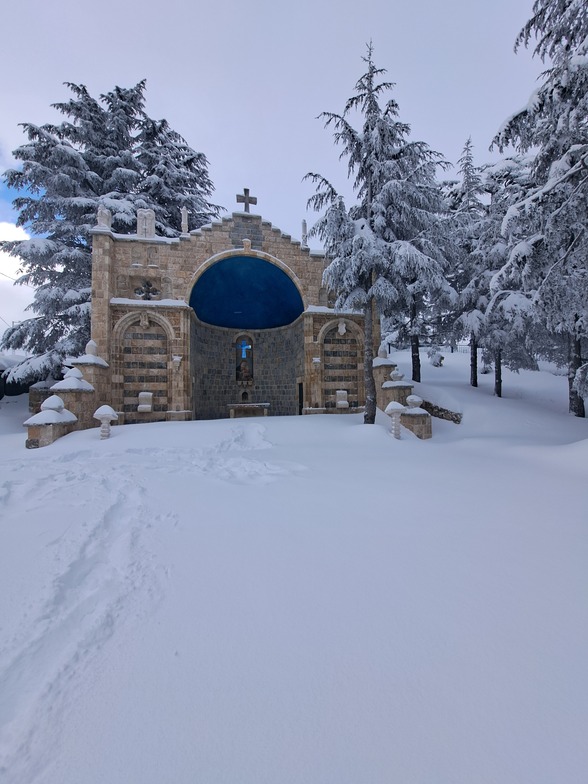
(236, 188, 257, 213)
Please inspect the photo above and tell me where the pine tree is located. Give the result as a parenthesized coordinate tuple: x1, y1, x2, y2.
(1, 81, 220, 384)
(476, 155, 538, 396)
(448, 137, 486, 386)
(136, 117, 217, 236)
(307, 46, 453, 421)
(493, 0, 588, 415)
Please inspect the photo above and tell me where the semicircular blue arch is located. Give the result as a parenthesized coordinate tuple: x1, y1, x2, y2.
(190, 256, 304, 329)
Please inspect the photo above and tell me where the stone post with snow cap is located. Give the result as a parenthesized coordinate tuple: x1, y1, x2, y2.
(50, 367, 96, 431)
(399, 394, 432, 439)
(373, 353, 414, 411)
(28, 376, 59, 414)
(23, 394, 78, 448)
(71, 340, 110, 414)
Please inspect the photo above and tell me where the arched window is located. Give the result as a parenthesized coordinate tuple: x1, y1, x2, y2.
(236, 335, 253, 385)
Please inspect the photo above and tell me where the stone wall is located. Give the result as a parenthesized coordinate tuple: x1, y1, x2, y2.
(91, 213, 326, 321)
(191, 316, 304, 420)
(88, 212, 378, 424)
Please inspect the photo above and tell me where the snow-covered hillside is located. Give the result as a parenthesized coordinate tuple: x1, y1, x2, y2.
(1, 352, 587, 784)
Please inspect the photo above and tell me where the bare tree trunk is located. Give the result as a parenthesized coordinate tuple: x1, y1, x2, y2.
(568, 333, 585, 417)
(363, 296, 377, 424)
(470, 332, 478, 387)
(494, 349, 502, 397)
(410, 300, 421, 382)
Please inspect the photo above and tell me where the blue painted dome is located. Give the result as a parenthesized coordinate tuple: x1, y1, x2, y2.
(190, 256, 304, 329)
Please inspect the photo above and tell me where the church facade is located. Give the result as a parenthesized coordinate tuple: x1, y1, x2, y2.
(88, 201, 367, 423)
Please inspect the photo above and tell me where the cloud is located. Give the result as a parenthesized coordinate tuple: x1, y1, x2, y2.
(0, 222, 33, 332)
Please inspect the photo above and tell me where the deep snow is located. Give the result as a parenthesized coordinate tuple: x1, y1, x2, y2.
(0, 351, 587, 784)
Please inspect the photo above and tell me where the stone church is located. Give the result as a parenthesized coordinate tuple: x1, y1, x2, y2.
(88, 194, 368, 423)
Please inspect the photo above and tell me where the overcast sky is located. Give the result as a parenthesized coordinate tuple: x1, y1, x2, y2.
(0, 0, 542, 332)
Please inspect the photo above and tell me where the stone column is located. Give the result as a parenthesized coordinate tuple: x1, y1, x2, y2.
(89, 230, 115, 364)
(71, 339, 111, 415)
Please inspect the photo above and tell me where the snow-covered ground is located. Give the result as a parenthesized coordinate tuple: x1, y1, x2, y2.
(1, 350, 587, 784)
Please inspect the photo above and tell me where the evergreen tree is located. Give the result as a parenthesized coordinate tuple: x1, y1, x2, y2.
(1, 81, 220, 384)
(456, 137, 485, 218)
(447, 137, 486, 386)
(493, 0, 588, 415)
(136, 117, 216, 236)
(307, 46, 453, 421)
(476, 155, 538, 396)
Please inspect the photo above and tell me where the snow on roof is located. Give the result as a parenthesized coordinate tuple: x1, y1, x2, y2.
(89, 227, 180, 246)
(110, 298, 189, 307)
(305, 305, 361, 315)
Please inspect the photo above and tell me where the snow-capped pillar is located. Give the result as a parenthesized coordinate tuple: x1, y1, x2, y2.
(23, 395, 78, 448)
(50, 367, 96, 431)
(399, 395, 432, 440)
(373, 356, 412, 411)
(71, 340, 110, 419)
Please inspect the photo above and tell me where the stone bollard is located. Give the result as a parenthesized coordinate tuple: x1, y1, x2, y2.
(93, 405, 119, 439)
(400, 395, 432, 439)
(385, 400, 405, 439)
(23, 394, 78, 448)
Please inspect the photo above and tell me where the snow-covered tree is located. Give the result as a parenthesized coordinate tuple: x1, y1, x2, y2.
(493, 0, 588, 415)
(307, 46, 453, 421)
(136, 117, 217, 236)
(476, 155, 539, 396)
(444, 138, 487, 386)
(1, 81, 220, 384)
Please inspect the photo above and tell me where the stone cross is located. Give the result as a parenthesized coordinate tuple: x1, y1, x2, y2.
(236, 188, 257, 213)
(181, 206, 189, 234)
(134, 280, 160, 300)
